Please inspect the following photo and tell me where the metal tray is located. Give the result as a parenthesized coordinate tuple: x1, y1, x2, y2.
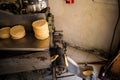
(0, 10, 46, 32)
(0, 33, 50, 51)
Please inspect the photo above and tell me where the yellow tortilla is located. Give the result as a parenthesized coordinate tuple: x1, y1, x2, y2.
(10, 25, 26, 39)
(0, 27, 10, 39)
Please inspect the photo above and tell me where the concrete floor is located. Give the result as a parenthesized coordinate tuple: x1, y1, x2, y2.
(66, 46, 104, 74)
(0, 46, 103, 80)
(0, 72, 82, 80)
(0, 70, 101, 80)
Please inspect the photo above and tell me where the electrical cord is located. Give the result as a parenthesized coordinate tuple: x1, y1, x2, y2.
(109, 0, 120, 60)
(101, 1, 120, 78)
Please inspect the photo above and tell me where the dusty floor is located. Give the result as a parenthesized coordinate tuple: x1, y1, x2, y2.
(0, 46, 102, 80)
(0, 71, 83, 80)
(0, 70, 101, 80)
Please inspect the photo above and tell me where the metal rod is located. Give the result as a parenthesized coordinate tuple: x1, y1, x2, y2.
(57, 74, 75, 78)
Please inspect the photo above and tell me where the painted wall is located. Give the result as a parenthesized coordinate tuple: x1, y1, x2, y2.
(48, 0, 118, 52)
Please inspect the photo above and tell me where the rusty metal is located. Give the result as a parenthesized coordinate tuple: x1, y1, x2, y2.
(0, 52, 51, 75)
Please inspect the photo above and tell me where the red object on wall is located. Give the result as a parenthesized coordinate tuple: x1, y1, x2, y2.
(66, 0, 74, 4)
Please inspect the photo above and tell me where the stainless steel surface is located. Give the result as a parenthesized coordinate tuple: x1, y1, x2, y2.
(0, 9, 50, 51)
(0, 33, 50, 51)
(0, 51, 51, 75)
(21, 0, 48, 14)
(0, 10, 46, 32)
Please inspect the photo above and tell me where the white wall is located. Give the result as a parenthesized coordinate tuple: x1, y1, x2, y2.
(48, 0, 118, 52)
